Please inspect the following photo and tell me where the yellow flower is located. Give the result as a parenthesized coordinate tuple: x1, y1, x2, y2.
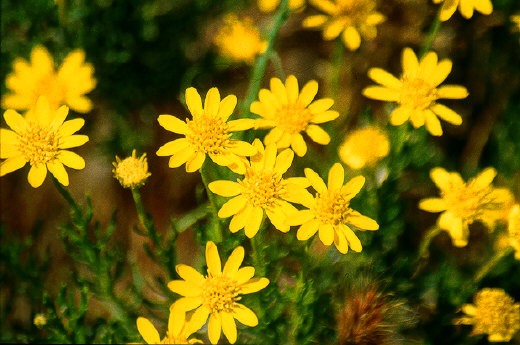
(214, 15, 267, 65)
(3, 45, 96, 113)
(0, 96, 88, 188)
(258, 0, 305, 13)
(251, 75, 339, 157)
(338, 126, 389, 170)
(508, 204, 520, 260)
(169, 241, 269, 344)
(512, 14, 520, 40)
(419, 167, 513, 247)
(208, 139, 313, 238)
(433, 0, 493, 22)
(456, 288, 520, 342)
(363, 48, 468, 136)
(302, 0, 385, 50)
(136, 308, 202, 344)
(287, 163, 379, 254)
(156, 87, 256, 174)
(33, 314, 47, 328)
(112, 150, 151, 189)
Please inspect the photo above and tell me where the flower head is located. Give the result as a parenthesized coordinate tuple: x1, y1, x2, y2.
(0, 96, 88, 188)
(287, 163, 379, 254)
(258, 0, 305, 13)
(363, 48, 468, 136)
(209, 139, 312, 238)
(169, 241, 269, 344)
(302, 0, 385, 50)
(33, 314, 47, 328)
(3, 45, 96, 113)
(433, 0, 493, 22)
(508, 204, 520, 260)
(156, 87, 256, 174)
(251, 75, 339, 157)
(338, 126, 390, 170)
(456, 288, 520, 342)
(214, 15, 267, 65)
(136, 308, 202, 344)
(112, 150, 151, 189)
(419, 167, 514, 247)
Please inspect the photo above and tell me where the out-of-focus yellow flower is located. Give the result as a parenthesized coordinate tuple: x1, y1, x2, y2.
(302, 0, 385, 51)
(3, 45, 96, 113)
(258, 0, 305, 13)
(0, 96, 88, 188)
(512, 14, 520, 42)
(214, 15, 267, 65)
(338, 126, 389, 170)
(287, 163, 379, 254)
(156, 87, 256, 174)
(433, 0, 493, 22)
(169, 241, 269, 344)
(508, 204, 520, 260)
(456, 288, 520, 342)
(33, 314, 47, 328)
(136, 308, 202, 344)
(251, 75, 339, 157)
(112, 150, 151, 189)
(363, 48, 468, 136)
(419, 167, 514, 247)
(209, 139, 312, 238)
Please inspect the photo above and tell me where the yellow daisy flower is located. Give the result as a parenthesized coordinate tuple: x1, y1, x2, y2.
(433, 0, 493, 22)
(508, 204, 520, 260)
(338, 126, 390, 170)
(419, 167, 514, 247)
(3, 45, 96, 113)
(214, 15, 267, 65)
(363, 48, 468, 136)
(0, 96, 88, 188)
(208, 139, 313, 238)
(258, 0, 305, 13)
(136, 309, 202, 344)
(156, 87, 256, 174)
(302, 0, 385, 51)
(112, 150, 151, 189)
(250, 75, 339, 157)
(287, 163, 379, 254)
(456, 288, 520, 342)
(169, 241, 269, 345)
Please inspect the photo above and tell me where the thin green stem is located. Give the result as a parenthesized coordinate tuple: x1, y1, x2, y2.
(472, 246, 514, 285)
(200, 162, 223, 243)
(51, 176, 81, 215)
(131, 188, 160, 245)
(417, 226, 443, 261)
(241, 0, 290, 117)
(419, 11, 442, 57)
(330, 37, 345, 100)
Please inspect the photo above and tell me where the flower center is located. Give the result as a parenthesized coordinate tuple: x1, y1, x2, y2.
(473, 289, 520, 338)
(18, 121, 60, 166)
(275, 103, 312, 134)
(398, 76, 438, 110)
(336, 0, 373, 24)
(34, 74, 65, 111)
(113, 153, 150, 189)
(442, 183, 498, 223)
(185, 116, 231, 154)
(202, 275, 241, 313)
(312, 191, 353, 226)
(239, 169, 286, 209)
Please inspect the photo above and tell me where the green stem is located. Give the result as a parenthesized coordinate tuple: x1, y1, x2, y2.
(417, 226, 443, 261)
(472, 246, 514, 285)
(51, 176, 81, 215)
(241, 0, 290, 117)
(200, 162, 223, 243)
(330, 37, 345, 100)
(131, 188, 160, 245)
(419, 11, 442, 57)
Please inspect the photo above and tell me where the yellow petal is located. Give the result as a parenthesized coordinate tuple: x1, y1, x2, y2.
(223, 246, 244, 276)
(342, 225, 363, 252)
(459, 0, 474, 19)
(263, 143, 277, 169)
(168, 280, 202, 297)
(390, 106, 412, 126)
(312, 0, 336, 14)
(302, 15, 328, 28)
(204, 88, 221, 117)
(341, 175, 365, 196)
(235, 266, 255, 285)
(221, 312, 237, 344)
(284, 184, 315, 208)
(51, 106, 70, 128)
(298, 80, 318, 107)
(418, 52, 438, 80)
(362, 86, 399, 102)
(208, 312, 222, 345)
(28, 164, 48, 188)
(402, 47, 419, 72)
(228, 119, 256, 131)
(158, 114, 188, 134)
(297, 220, 319, 240)
(438, 211, 468, 247)
(229, 205, 253, 233)
(218, 95, 237, 120)
(186, 87, 203, 117)
(437, 85, 469, 99)
(306, 125, 330, 145)
(308, 98, 334, 114)
(227, 140, 257, 156)
(0, 143, 18, 159)
(244, 207, 264, 238)
(208, 180, 241, 197)
(270, 77, 288, 105)
(187, 306, 210, 333)
(258, 89, 280, 111)
(156, 138, 190, 156)
(333, 228, 349, 254)
(342, 26, 361, 50)
(176, 264, 205, 286)
(218, 195, 247, 218)
(232, 304, 258, 327)
(0, 156, 26, 177)
(327, 163, 344, 190)
(472, 167, 496, 189)
(285, 75, 299, 104)
(366, 12, 386, 25)
(59, 135, 89, 149)
(347, 211, 379, 230)
(474, 0, 492, 15)
(429, 59, 452, 87)
(168, 147, 195, 169)
(136, 317, 161, 344)
(59, 118, 85, 137)
(286, 209, 315, 226)
(266, 207, 289, 232)
(240, 277, 269, 294)
(424, 110, 443, 136)
(186, 152, 206, 172)
(3, 109, 27, 133)
(367, 68, 401, 89)
(429, 167, 452, 190)
(323, 19, 346, 40)
(419, 198, 447, 213)
(439, 0, 459, 21)
(47, 160, 69, 186)
(305, 168, 327, 193)
(431, 103, 462, 125)
(461, 304, 477, 316)
(291, 133, 307, 157)
(318, 224, 334, 245)
(274, 148, 294, 174)
(67, 96, 93, 113)
(250, 101, 264, 116)
(206, 241, 222, 276)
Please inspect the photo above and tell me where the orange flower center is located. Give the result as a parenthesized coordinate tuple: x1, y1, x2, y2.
(239, 169, 286, 209)
(185, 116, 231, 154)
(18, 122, 60, 166)
(312, 190, 352, 226)
(275, 103, 312, 134)
(398, 76, 438, 110)
(202, 275, 241, 313)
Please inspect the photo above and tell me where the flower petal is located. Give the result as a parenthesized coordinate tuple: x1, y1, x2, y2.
(402, 47, 419, 72)
(186, 87, 203, 117)
(318, 223, 334, 245)
(186, 151, 206, 172)
(285, 75, 299, 104)
(0, 156, 26, 177)
(431, 103, 463, 125)
(437, 85, 469, 99)
(218, 195, 247, 218)
(187, 306, 210, 333)
(342, 26, 361, 50)
(429, 59, 452, 87)
(297, 220, 319, 240)
(156, 138, 190, 156)
(342, 225, 363, 252)
(327, 163, 344, 191)
(347, 211, 379, 230)
(302, 15, 328, 28)
(305, 168, 327, 193)
(208, 312, 222, 345)
(270, 77, 288, 105)
(59, 135, 89, 149)
(232, 303, 258, 327)
(28, 164, 48, 188)
(136, 317, 161, 344)
(362, 86, 399, 102)
(333, 228, 349, 254)
(218, 95, 237, 120)
(176, 264, 205, 286)
(223, 246, 244, 276)
(235, 266, 255, 285)
(240, 277, 269, 294)
(341, 175, 365, 196)
(209, 180, 242, 197)
(291, 133, 307, 157)
(59, 118, 85, 137)
(206, 241, 222, 276)
(229, 205, 253, 233)
(306, 125, 330, 145)
(308, 98, 334, 114)
(168, 280, 202, 297)
(221, 312, 237, 344)
(158, 114, 188, 134)
(3, 109, 27, 133)
(227, 140, 257, 156)
(244, 207, 264, 238)
(274, 148, 294, 174)
(424, 110, 443, 136)
(204, 88, 221, 118)
(439, 0, 459, 21)
(390, 106, 412, 126)
(368, 68, 401, 89)
(419, 198, 447, 213)
(168, 147, 195, 169)
(47, 160, 69, 186)
(228, 119, 256, 132)
(298, 80, 318, 107)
